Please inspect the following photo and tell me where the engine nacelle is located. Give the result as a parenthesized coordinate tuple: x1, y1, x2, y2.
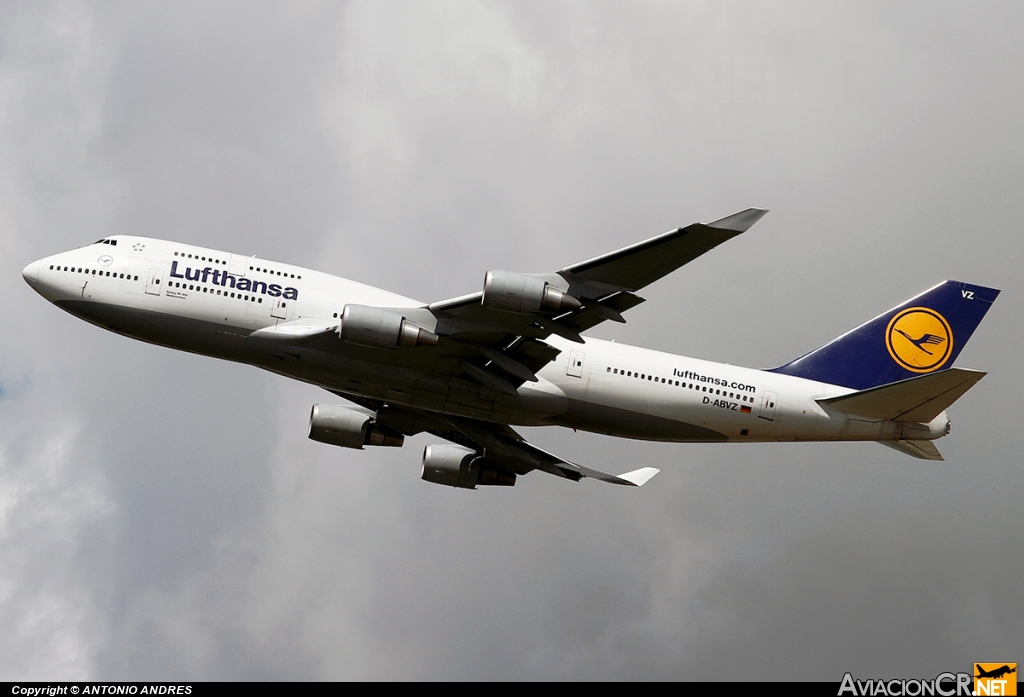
(420, 444, 517, 489)
(308, 404, 405, 449)
(481, 271, 581, 314)
(339, 304, 438, 348)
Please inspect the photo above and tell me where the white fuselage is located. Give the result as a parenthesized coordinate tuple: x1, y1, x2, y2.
(22, 236, 949, 445)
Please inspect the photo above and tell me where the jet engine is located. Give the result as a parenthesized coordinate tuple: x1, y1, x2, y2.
(481, 270, 581, 314)
(420, 444, 517, 489)
(339, 304, 438, 348)
(308, 404, 404, 449)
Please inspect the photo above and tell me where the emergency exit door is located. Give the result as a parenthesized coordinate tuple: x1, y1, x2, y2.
(145, 268, 163, 296)
(566, 351, 585, 377)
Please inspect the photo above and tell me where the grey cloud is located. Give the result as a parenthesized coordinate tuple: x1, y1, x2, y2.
(2, 0, 1021, 681)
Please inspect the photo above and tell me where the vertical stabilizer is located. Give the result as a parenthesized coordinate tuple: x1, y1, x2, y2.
(771, 281, 998, 390)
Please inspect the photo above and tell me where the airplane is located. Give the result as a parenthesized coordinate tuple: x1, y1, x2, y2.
(975, 665, 1017, 680)
(21, 209, 1000, 490)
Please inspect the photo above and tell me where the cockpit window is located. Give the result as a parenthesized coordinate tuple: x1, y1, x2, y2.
(93, 239, 118, 246)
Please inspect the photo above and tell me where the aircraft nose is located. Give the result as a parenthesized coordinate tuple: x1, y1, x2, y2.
(22, 260, 40, 287)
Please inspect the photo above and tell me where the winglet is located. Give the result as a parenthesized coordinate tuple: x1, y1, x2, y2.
(603, 467, 660, 487)
(706, 208, 769, 233)
(617, 466, 660, 486)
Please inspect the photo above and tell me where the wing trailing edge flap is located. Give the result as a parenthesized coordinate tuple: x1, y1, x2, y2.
(817, 368, 986, 423)
(452, 338, 560, 392)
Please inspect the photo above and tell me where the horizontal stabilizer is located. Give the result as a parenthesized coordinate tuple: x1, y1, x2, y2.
(818, 368, 986, 422)
(878, 439, 944, 461)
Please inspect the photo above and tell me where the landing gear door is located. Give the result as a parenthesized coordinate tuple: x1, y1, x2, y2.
(566, 351, 585, 378)
(145, 268, 163, 296)
(759, 391, 778, 421)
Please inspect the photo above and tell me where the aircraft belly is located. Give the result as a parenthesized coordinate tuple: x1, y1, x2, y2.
(268, 351, 569, 426)
(55, 299, 252, 360)
(551, 398, 727, 442)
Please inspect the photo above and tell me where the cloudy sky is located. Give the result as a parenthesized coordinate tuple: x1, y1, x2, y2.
(2, 1, 1021, 681)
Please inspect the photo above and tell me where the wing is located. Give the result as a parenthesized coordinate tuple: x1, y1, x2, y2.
(559, 207, 769, 291)
(424, 208, 768, 391)
(335, 391, 659, 487)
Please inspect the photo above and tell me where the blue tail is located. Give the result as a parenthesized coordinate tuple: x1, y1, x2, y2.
(770, 281, 1000, 390)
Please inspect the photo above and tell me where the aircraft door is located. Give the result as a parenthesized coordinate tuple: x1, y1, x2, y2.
(270, 297, 289, 320)
(145, 268, 163, 296)
(566, 350, 585, 378)
(229, 254, 247, 277)
(759, 391, 778, 421)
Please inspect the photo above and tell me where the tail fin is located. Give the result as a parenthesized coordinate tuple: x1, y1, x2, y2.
(771, 281, 999, 390)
